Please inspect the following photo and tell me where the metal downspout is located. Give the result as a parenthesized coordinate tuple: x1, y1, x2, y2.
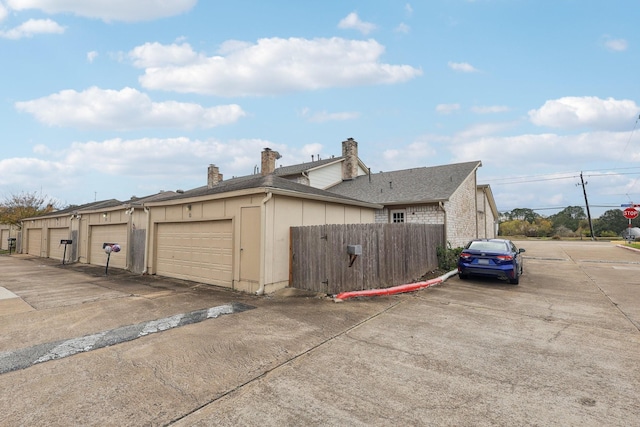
(256, 191, 273, 295)
(142, 206, 151, 274)
(439, 201, 448, 245)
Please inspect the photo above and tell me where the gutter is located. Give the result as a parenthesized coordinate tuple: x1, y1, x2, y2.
(256, 191, 273, 295)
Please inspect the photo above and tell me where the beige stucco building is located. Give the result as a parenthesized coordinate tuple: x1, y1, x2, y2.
(14, 138, 497, 292)
(18, 172, 380, 294)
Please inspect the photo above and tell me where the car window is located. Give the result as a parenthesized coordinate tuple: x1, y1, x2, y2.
(468, 241, 508, 252)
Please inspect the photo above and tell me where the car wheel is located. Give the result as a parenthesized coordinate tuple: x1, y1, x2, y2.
(509, 274, 519, 285)
(459, 273, 469, 280)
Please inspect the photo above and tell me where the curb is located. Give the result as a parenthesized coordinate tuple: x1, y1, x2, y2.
(615, 244, 640, 253)
(333, 269, 459, 302)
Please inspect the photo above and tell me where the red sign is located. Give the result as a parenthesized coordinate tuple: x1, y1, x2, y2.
(623, 208, 638, 219)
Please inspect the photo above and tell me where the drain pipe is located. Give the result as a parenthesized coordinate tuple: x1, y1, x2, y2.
(256, 191, 273, 295)
(142, 206, 151, 274)
(439, 201, 448, 245)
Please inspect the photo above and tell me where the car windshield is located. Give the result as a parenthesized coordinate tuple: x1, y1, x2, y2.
(467, 241, 508, 252)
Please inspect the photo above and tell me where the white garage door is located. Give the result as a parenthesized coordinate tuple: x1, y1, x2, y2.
(0, 229, 7, 250)
(48, 228, 70, 260)
(156, 220, 233, 288)
(27, 229, 42, 256)
(89, 224, 128, 268)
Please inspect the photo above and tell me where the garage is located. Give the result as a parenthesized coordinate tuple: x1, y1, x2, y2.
(0, 229, 7, 250)
(26, 229, 42, 256)
(48, 228, 70, 261)
(89, 224, 128, 269)
(156, 220, 233, 288)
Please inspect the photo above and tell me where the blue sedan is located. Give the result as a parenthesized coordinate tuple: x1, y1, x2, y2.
(458, 239, 525, 285)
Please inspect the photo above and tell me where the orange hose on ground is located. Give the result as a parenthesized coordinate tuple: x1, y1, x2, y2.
(334, 278, 443, 301)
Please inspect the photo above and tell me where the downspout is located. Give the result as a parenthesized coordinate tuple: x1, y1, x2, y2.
(126, 207, 134, 270)
(439, 201, 448, 246)
(256, 191, 273, 295)
(142, 206, 151, 274)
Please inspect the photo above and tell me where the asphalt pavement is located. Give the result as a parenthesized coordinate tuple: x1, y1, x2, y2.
(1, 240, 639, 426)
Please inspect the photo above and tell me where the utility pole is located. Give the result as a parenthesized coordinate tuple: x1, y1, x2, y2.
(580, 172, 595, 241)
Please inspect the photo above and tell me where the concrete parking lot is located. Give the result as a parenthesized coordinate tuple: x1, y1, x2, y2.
(1, 240, 639, 426)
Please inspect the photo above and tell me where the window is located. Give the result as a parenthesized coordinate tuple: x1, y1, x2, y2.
(391, 210, 405, 223)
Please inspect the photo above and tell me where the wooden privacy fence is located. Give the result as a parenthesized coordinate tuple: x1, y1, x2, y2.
(290, 223, 445, 295)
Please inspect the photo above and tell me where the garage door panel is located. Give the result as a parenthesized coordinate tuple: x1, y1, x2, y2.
(156, 221, 233, 288)
(89, 225, 128, 269)
(27, 229, 42, 256)
(48, 228, 70, 260)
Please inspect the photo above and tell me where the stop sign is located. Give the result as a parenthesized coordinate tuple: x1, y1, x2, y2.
(623, 207, 638, 219)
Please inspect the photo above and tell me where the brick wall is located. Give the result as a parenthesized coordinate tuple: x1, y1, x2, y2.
(373, 170, 481, 248)
(445, 172, 478, 248)
(476, 187, 497, 239)
(375, 205, 444, 224)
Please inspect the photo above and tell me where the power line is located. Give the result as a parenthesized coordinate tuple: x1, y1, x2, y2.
(486, 171, 640, 186)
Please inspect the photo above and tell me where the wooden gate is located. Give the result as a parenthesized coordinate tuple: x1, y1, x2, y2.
(290, 223, 445, 294)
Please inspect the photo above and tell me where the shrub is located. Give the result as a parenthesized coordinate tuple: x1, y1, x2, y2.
(599, 230, 618, 238)
(437, 242, 463, 271)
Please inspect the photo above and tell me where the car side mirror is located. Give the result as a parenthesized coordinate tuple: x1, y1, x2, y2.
(519, 248, 526, 253)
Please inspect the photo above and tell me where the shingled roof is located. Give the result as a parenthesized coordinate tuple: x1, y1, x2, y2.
(327, 161, 482, 205)
(147, 173, 381, 208)
(273, 157, 342, 177)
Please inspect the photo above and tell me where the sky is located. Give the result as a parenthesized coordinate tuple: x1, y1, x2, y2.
(1, 0, 639, 218)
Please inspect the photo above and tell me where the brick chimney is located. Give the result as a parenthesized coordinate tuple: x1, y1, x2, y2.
(342, 138, 358, 180)
(261, 148, 281, 176)
(207, 164, 222, 188)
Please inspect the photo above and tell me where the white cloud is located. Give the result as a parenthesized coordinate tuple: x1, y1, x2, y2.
(87, 51, 98, 63)
(338, 12, 376, 35)
(303, 110, 361, 123)
(5, 0, 196, 22)
(378, 137, 439, 171)
(39, 137, 323, 181)
(528, 96, 640, 131)
(395, 23, 410, 34)
(601, 35, 628, 52)
(405, 4, 413, 16)
(128, 42, 202, 68)
(131, 38, 422, 97)
(0, 18, 64, 39)
(448, 61, 479, 73)
(436, 103, 460, 114)
(15, 87, 246, 130)
(471, 105, 510, 114)
(0, 3, 8, 22)
(451, 130, 640, 167)
(0, 157, 72, 187)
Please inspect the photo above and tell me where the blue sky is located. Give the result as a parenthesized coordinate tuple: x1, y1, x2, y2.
(1, 0, 639, 217)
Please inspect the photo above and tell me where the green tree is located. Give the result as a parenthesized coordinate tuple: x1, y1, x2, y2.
(501, 208, 540, 223)
(594, 209, 640, 236)
(0, 192, 59, 228)
(550, 206, 586, 232)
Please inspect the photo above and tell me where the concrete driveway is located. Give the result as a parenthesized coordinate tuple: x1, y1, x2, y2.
(0, 240, 639, 426)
